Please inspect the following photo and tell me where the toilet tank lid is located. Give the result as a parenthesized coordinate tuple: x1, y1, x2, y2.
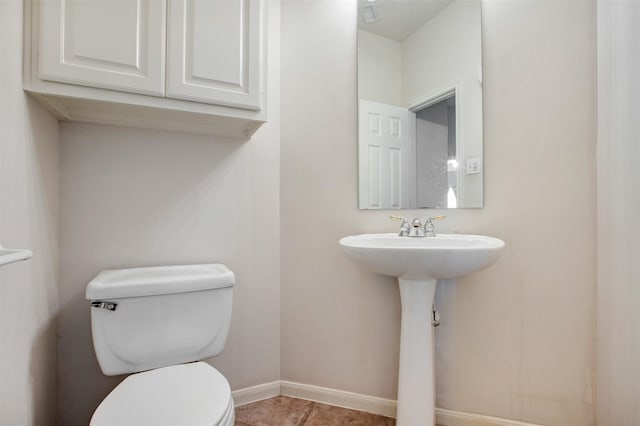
(86, 264, 235, 300)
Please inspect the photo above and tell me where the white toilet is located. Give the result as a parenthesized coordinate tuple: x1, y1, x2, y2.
(85, 263, 236, 426)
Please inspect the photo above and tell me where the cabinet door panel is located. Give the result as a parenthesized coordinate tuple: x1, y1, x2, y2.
(167, 0, 264, 111)
(39, 0, 165, 96)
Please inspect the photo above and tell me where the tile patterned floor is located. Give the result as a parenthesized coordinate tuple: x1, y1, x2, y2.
(235, 396, 396, 426)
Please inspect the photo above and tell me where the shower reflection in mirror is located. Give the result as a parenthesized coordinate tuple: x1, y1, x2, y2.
(357, 0, 483, 209)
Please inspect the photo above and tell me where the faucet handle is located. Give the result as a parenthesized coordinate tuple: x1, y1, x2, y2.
(390, 215, 410, 237)
(389, 215, 408, 224)
(424, 215, 446, 237)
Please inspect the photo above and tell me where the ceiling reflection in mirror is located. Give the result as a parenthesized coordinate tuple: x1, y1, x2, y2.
(357, 0, 483, 209)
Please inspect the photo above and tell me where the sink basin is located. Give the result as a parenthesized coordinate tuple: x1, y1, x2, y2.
(339, 233, 504, 280)
(339, 232, 504, 426)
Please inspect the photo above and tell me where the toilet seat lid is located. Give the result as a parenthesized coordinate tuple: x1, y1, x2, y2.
(90, 362, 232, 426)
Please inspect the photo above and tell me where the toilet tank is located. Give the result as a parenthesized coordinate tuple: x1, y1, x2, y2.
(86, 264, 234, 376)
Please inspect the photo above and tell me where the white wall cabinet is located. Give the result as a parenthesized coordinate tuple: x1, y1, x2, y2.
(167, 0, 262, 110)
(25, 0, 266, 138)
(38, 0, 166, 97)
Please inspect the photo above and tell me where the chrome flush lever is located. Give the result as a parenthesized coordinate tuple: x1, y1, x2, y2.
(91, 301, 118, 311)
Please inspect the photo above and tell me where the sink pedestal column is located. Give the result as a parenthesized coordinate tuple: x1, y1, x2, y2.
(396, 277, 437, 426)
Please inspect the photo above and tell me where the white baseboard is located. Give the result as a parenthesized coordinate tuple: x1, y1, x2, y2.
(232, 380, 542, 426)
(435, 408, 543, 426)
(280, 380, 397, 418)
(231, 380, 280, 407)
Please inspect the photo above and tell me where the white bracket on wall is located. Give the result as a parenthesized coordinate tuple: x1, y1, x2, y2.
(0, 244, 33, 267)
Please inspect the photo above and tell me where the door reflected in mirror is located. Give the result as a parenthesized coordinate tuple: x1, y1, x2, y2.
(357, 0, 483, 209)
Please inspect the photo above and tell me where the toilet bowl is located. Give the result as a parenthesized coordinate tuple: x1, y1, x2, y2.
(85, 264, 236, 426)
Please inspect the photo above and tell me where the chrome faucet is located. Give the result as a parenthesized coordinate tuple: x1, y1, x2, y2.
(409, 218, 426, 237)
(390, 215, 446, 237)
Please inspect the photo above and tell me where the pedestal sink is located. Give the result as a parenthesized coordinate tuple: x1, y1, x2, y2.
(339, 233, 504, 426)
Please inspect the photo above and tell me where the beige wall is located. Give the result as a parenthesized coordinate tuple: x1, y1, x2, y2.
(56, 4, 281, 425)
(0, 1, 60, 425)
(596, 1, 640, 423)
(282, 0, 402, 399)
(0, 0, 596, 424)
(281, 1, 596, 425)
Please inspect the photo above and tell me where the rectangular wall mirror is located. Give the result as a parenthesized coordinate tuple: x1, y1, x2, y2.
(357, 0, 484, 209)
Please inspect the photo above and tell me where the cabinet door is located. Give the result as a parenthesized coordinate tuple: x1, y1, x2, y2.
(38, 0, 166, 96)
(166, 0, 264, 111)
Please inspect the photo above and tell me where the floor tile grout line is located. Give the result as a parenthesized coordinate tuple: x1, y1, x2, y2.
(298, 401, 316, 426)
